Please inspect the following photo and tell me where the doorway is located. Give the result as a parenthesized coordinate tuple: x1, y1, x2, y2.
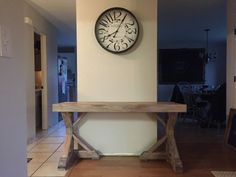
(57, 47, 77, 121)
(34, 32, 48, 131)
(34, 32, 43, 132)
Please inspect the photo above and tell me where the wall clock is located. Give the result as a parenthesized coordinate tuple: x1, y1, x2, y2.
(95, 7, 139, 54)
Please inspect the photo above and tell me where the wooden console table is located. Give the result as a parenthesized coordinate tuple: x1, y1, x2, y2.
(52, 102, 186, 172)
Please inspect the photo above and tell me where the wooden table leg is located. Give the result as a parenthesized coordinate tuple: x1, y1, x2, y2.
(140, 113, 183, 173)
(166, 113, 183, 172)
(58, 112, 74, 169)
(140, 113, 167, 160)
(72, 113, 100, 159)
(58, 112, 100, 169)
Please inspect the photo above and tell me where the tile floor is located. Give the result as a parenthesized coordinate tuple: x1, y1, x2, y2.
(27, 121, 69, 177)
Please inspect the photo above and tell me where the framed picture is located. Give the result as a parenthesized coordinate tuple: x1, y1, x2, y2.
(225, 108, 236, 150)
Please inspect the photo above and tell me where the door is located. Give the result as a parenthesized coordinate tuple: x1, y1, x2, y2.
(34, 32, 48, 131)
(34, 32, 43, 131)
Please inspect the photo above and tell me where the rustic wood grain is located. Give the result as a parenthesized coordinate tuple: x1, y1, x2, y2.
(53, 102, 186, 172)
(53, 102, 186, 113)
(58, 112, 74, 169)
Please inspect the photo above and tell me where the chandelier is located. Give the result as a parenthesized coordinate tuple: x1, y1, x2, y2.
(204, 28, 216, 63)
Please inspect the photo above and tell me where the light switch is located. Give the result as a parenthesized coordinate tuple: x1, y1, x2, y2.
(0, 25, 11, 58)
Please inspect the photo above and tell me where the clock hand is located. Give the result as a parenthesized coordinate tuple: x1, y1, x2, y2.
(101, 14, 127, 41)
(106, 30, 118, 37)
(101, 30, 117, 42)
(113, 13, 127, 38)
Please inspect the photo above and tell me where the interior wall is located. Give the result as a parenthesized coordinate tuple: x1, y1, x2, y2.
(76, 0, 157, 155)
(227, 0, 236, 114)
(205, 42, 226, 87)
(0, 0, 27, 176)
(24, 2, 58, 140)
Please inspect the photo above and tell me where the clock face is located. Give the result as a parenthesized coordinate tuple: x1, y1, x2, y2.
(95, 7, 139, 53)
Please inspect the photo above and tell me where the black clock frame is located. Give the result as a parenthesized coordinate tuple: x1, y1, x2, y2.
(94, 7, 139, 54)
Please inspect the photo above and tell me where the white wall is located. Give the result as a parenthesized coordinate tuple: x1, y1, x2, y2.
(24, 2, 59, 140)
(77, 0, 157, 155)
(205, 42, 226, 87)
(227, 0, 236, 114)
(0, 0, 27, 176)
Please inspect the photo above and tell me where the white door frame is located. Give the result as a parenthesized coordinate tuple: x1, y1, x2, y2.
(34, 30, 48, 130)
(40, 34, 48, 130)
(25, 17, 49, 136)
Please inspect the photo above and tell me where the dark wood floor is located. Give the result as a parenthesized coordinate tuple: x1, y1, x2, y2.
(66, 121, 236, 177)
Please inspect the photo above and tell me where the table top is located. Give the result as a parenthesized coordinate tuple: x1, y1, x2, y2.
(53, 102, 186, 113)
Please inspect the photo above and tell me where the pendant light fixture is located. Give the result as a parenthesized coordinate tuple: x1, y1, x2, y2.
(204, 28, 216, 63)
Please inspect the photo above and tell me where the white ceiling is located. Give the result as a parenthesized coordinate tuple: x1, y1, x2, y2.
(26, 0, 76, 47)
(26, 0, 226, 48)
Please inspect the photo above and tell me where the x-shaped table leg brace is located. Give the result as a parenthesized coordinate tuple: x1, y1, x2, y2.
(58, 112, 100, 169)
(140, 113, 183, 173)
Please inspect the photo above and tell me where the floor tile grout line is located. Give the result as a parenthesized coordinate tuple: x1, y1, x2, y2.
(30, 142, 65, 177)
(64, 166, 74, 177)
(27, 137, 45, 152)
(27, 121, 65, 152)
(28, 121, 66, 177)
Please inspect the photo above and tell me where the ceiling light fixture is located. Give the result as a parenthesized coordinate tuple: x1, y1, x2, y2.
(204, 28, 216, 63)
